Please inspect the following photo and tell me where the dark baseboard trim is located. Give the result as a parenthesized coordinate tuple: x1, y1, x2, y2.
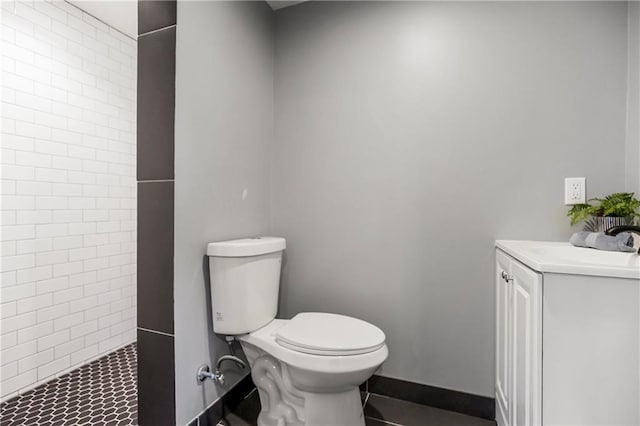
(190, 373, 495, 424)
(366, 375, 495, 421)
(189, 373, 258, 426)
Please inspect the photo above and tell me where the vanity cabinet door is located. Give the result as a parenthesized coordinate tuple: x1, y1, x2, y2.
(495, 251, 512, 426)
(510, 260, 542, 426)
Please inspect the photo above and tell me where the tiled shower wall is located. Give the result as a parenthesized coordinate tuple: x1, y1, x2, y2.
(1, 0, 136, 401)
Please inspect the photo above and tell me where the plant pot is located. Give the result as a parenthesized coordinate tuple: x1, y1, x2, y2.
(583, 216, 635, 232)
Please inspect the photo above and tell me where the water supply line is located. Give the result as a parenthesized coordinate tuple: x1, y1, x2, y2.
(226, 335, 237, 357)
(196, 346, 246, 386)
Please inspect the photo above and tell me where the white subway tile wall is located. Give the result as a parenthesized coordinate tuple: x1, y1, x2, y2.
(1, 0, 136, 401)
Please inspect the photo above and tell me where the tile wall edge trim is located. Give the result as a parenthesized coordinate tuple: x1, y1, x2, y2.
(138, 179, 176, 183)
(138, 24, 177, 38)
(137, 326, 175, 338)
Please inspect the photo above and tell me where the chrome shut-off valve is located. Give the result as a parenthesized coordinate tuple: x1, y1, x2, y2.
(196, 355, 246, 386)
(197, 364, 225, 385)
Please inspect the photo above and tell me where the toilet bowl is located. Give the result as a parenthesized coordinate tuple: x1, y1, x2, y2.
(206, 238, 388, 426)
(239, 313, 387, 426)
(239, 314, 387, 426)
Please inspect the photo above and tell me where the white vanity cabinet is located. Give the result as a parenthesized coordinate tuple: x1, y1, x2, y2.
(495, 241, 640, 426)
(495, 250, 541, 426)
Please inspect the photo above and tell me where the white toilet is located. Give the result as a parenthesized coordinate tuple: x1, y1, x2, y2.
(206, 237, 388, 426)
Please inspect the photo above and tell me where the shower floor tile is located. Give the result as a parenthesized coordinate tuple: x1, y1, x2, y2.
(0, 343, 137, 426)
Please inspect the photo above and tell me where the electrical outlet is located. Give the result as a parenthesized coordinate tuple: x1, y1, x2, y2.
(564, 177, 586, 205)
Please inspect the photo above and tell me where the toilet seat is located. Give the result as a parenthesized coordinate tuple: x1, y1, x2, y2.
(276, 312, 386, 356)
(238, 317, 388, 374)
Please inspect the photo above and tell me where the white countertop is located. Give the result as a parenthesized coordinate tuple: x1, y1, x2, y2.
(496, 240, 640, 280)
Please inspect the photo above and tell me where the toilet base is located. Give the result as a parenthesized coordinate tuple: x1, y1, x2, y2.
(297, 390, 364, 426)
(241, 342, 367, 426)
(256, 388, 364, 426)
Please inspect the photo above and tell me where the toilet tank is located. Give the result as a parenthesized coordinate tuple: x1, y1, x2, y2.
(206, 237, 286, 335)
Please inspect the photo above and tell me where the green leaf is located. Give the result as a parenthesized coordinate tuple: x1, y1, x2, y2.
(566, 192, 640, 225)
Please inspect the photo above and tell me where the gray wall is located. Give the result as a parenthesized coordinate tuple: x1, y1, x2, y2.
(627, 1, 640, 195)
(272, 1, 629, 397)
(174, 2, 274, 424)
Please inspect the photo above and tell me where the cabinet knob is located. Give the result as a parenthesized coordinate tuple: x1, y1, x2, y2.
(501, 271, 513, 282)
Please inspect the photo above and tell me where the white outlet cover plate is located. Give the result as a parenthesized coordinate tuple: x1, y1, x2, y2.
(564, 177, 586, 205)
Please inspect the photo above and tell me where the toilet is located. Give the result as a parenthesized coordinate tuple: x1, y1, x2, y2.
(206, 237, 388, 426)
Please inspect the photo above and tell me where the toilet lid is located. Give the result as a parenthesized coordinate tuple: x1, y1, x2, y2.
(276, 312, 386, 356)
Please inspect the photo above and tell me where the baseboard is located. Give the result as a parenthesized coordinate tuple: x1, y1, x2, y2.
(366, 375, 495, 421)
(188, 373, 257, 426)
(189, 373, 495, 424)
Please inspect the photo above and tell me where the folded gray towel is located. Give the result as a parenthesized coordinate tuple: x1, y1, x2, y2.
(570, 231, 635, 252)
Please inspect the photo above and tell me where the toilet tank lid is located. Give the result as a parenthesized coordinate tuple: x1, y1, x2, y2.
(206, 237, 286, 257)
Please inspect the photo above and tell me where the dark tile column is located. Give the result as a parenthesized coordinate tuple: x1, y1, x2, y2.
(137, 1, 177, 425)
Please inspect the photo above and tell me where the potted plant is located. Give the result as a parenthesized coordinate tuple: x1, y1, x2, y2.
(568, 192, 640, 232)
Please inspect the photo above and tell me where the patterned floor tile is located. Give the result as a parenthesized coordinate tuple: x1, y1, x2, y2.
(0, 343, 137, 426)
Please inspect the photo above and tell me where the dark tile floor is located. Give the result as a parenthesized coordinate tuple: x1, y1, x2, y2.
(0, 343, 137, 426)
(363, 394, 496, 426)
(0, 343, 495, 426)
(221, 389, 496, 426)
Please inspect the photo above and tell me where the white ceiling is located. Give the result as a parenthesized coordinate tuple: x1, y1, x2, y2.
(68, 1, 137, 39)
